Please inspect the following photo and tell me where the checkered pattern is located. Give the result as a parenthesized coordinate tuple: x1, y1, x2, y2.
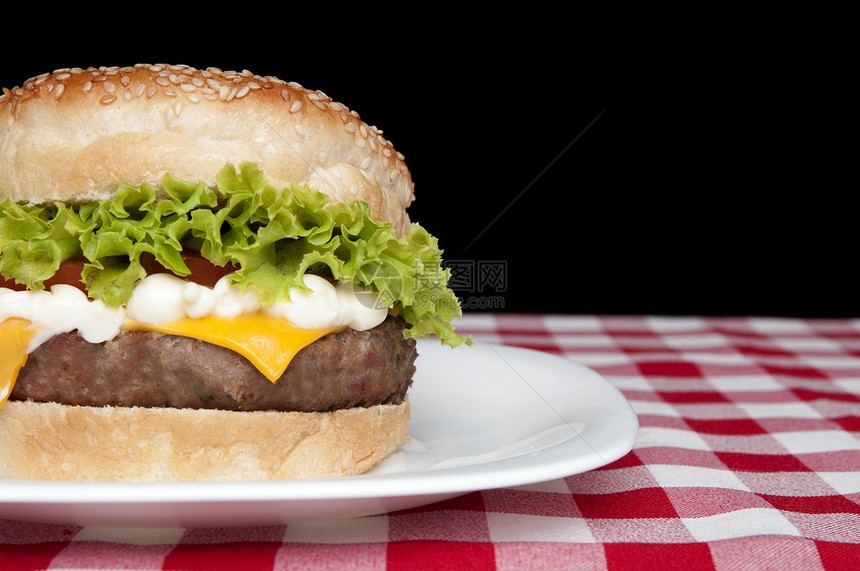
(1, 314, 858, 570)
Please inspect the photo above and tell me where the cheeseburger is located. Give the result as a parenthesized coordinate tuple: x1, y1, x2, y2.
(0, 64, 467, 482)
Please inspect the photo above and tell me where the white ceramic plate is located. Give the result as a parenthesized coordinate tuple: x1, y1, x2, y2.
(0, 340, 638, 527)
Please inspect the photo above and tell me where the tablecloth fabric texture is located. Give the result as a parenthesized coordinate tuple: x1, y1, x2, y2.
(1, 313, 858, 570)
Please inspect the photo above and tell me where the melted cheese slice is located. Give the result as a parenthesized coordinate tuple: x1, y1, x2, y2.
(0, 318, 39, 407)
(124, 314, 343, 382)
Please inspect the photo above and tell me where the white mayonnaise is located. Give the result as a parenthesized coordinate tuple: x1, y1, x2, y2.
(262, 274, 389, 330)
(124, 273, 263, 323)
(0, 284, 126, 352)
(0, 273, 389, 353)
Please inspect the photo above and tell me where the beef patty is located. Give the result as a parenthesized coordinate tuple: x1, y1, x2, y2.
(12, 315, 417, 413)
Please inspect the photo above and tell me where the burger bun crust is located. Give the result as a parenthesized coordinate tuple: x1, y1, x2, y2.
(0, 64, 414, 236)
(0, 399, 410, 482)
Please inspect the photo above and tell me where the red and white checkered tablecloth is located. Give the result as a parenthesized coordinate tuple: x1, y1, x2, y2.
(1, 313, 858, 570)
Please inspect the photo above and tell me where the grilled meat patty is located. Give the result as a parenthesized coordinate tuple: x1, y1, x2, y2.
(12, 315, 416, 413)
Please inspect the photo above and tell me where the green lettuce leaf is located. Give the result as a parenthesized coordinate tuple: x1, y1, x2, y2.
(0, 162, 469, 347)
(0, 200, 81, 289)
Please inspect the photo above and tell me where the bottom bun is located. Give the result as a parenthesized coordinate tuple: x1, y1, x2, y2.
(0, 399, 409, 482)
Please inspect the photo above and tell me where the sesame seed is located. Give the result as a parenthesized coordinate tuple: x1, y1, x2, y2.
(1, 63, 411, 184)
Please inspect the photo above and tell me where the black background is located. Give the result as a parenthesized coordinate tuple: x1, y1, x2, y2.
(2, 26, 853, 318)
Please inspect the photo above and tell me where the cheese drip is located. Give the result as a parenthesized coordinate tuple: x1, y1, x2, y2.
(125, 315, 342, 382)
(0, 318, 37, 407)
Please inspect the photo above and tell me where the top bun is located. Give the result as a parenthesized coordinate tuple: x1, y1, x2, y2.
(0, 64, 414, 236)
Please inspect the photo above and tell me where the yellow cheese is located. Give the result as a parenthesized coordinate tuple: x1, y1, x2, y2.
(0, 318, 39, 407)
(125, 315, 342, 382)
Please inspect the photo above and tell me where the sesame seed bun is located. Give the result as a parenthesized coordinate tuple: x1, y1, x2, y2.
(0, 64, 427, 482)
(0, 64, 413, 236)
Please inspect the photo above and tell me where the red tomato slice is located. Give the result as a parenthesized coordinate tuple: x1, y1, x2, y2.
(139, 252, 237, 289)
(0, 252, 236, 292)
(0, 258, 88, 292)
